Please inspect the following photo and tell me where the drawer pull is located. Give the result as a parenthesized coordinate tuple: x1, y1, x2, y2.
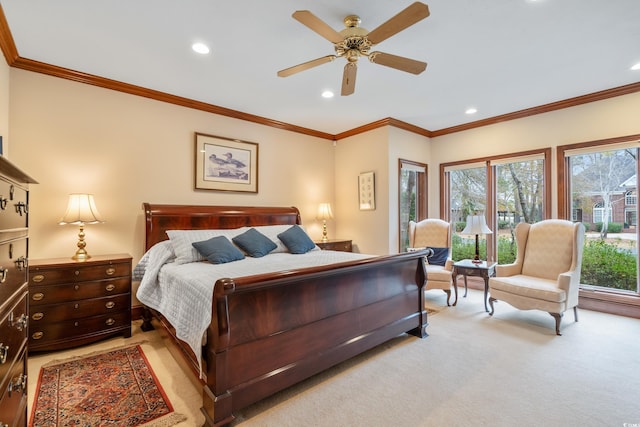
(9, 312, 27, 331)
(74, 270, 80, 276)
(74, 303, 79, 309)
(15, 201, 27, 216)
(0, 268, 6, 283)
(105, 318, 116, 326)
(8, 373, 27, 397)
(32, 292, 44, 301)
(74, 285, 80, 290)
(106, 284, 116, 292)
(74, 322, 79, 327)
(15, 256, 27, 271)
(106, 267, 116, 276)
(32, 331, 44, 340)
(0, 197, 6, 210)
(32, 312, 44, 321)
(105, 301, 116, 309)
(0, 344, 9, 364)
(32, 274, 45, 283)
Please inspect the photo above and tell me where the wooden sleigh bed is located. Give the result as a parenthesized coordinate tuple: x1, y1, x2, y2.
(140, 203, 429, 426)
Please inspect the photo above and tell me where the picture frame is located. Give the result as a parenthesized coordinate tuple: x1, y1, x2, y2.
(195, 132, 258, 192)
(358, 171, 376, 210)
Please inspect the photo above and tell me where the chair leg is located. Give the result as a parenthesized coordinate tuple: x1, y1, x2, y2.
(573, 306, 578, 322)
(550, 312, 563, 336)
(488, 297, 497, 315)
(444, 289, 451, 306)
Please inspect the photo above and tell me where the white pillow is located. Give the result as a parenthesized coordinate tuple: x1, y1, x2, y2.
(167, 228, 248, 264)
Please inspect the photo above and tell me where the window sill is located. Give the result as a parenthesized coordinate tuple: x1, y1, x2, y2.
(578, 287, 640, 319)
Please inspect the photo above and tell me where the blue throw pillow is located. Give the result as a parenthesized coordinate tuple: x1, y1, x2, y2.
(277, 225, 316, 254)
(232, 228, 277, 257)
(192, 236, 245, 264)
(427, 247, 449, 266)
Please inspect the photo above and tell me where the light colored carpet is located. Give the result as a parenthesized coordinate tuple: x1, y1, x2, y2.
(29, 290, 640, 426)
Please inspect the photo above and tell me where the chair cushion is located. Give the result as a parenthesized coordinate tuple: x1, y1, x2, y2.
(490, 275, 566, 303)
(426, 265, 453, 282)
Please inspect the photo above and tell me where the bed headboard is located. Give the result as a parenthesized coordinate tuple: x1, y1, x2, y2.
(143, 203, 302, 251)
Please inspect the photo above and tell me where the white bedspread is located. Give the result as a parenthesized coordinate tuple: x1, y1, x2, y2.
(134, 241, 372, 374)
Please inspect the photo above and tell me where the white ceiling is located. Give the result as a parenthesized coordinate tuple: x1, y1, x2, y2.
(2, 0, 639, 135)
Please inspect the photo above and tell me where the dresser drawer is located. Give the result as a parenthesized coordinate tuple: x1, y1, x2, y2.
(0, 178, 28, 231)
(30, 311, 131, 347)
(30, 293, 130, 323)
(29, 261, 131, 286)
(0, 239, 28, 310)
(29, 277, 130, 306)
(0, 347, 27, 427)
(0, 291, 27, 396)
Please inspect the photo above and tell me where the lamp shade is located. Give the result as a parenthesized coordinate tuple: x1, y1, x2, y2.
(461, 214, 492, 235)
(317, 203, 334, 220)
(59, 194, 104, 225)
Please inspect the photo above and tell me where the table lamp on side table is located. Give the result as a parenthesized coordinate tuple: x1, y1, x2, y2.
(461, 213, 492, 264)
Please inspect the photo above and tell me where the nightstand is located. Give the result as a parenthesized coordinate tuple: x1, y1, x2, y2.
(315, 239, 352, 252)
(28, 254, 132, 352)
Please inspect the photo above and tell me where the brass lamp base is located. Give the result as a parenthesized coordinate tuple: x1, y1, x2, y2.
(72, 224, 91, 261)
(321, 220, 328, 242)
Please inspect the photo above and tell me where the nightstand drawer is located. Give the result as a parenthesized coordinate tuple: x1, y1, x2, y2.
(29, 277, 130, 306)
(30, 294, 130, 323)
(30, 311, 131, 347)
(29, 261, 131, 285)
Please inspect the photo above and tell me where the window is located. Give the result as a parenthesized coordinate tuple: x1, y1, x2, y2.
(399, 159, 427, 252)
(559, 138, 640, 294)
(441, 149, 550, 264)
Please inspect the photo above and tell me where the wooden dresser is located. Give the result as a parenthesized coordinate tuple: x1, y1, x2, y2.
(28, 254, 132, 353)
(0, 157, 37, 427)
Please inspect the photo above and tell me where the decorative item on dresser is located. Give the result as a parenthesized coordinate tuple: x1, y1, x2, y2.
(0, 156, 37, 427)
(28, 254, 132, 352)
(58, 193, 104, 260)
(314, 238, 352, 252)
(316, 203, 333, 242)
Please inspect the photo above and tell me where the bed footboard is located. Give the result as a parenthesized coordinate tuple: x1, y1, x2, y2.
(201, 250, 428, 426)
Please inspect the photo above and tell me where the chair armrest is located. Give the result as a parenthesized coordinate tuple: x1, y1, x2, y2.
(495, 262, 521, 277)
(444, 258, 454, 271)
(557, 270, 581, 308)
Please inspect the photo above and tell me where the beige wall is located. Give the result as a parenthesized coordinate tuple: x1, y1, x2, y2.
(429, 91, 640, 217)
(6, 67, 640, 268)
(8, 69, 335, 265)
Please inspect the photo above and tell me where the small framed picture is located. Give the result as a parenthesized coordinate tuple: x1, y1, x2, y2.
(358, 171, 376, 210)
(195, 133, 258, 192)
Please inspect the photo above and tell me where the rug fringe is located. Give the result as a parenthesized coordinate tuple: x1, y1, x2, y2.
(41, 340, 150, 368)
(138, 412, 188, 427)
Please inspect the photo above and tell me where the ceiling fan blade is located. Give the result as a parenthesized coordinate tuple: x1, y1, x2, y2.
(292, 10, 344, 44)
(341, 62, 357, 96)
(369, 52, 427, 75)
(277, 55, 337, 77)
(366, 2, 430, 45)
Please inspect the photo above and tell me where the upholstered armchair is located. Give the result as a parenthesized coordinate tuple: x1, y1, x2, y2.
(408, 219, 455, 306)
(488, 219, 585, 335)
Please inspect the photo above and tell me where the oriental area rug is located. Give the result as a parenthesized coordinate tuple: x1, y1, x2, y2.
(29, 344, 186, 427)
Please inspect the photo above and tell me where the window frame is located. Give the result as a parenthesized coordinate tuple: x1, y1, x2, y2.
(398, 159, 428, 252)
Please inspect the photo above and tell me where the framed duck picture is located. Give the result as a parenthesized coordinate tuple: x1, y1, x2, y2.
(195, 132, 258, 192)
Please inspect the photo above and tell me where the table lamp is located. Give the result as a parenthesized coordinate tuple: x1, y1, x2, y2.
(59, 194, 104, 260)
(461, 213, 492, 264)
(317, 203, 333, 242)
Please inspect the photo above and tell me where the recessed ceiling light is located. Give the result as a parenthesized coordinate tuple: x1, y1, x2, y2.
(322, 90, 334, 98)
(631, 63, 640, 71)
(465, 108, 478, 115)
(192, 43, 210, 54)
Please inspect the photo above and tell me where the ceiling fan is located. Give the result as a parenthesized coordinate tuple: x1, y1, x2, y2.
(277, 2, 430, 96)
